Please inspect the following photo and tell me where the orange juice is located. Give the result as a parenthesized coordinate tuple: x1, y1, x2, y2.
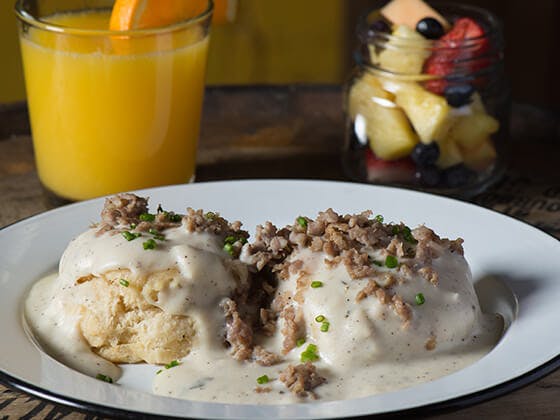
(19, 9, 210, 201)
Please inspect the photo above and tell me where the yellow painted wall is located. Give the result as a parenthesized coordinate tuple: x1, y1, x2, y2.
(1, 0, 346, 103)
(1, 2, 25, 103)
(206, 0, 347, 84)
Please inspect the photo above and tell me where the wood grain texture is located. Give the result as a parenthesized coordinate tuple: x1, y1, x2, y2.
(0, 86, 559, 419)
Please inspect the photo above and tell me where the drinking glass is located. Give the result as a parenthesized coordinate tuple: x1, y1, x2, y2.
(16, 0, 213, 202)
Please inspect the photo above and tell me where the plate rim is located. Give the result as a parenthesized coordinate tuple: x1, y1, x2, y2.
(2, 354, 559, 419)
(1, 179, 559, 419)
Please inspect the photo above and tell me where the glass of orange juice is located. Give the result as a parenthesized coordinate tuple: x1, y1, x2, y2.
(15, 0, 213, 202)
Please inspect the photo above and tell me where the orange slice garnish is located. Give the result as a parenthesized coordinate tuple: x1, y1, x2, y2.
(212, 0, 237, 24)
(109, 0, 207, 30)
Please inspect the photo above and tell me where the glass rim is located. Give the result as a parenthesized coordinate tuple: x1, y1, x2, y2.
(14, 0, 214, 36)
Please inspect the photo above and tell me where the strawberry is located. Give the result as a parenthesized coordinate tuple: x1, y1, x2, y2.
(366, 150, 415, 183)
(424, 18, 489, 94)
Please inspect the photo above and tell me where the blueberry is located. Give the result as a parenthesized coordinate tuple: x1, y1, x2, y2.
(411, 142, 440, 167)
(443, 165, 475, 188)
(415, 165, 441, 187)
(416, 17, 445, 40)
(368, 19, 391, 37)
(445, 85, 475, 108)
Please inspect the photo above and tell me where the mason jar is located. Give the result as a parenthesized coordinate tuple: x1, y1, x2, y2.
(343, 1, 509, 197)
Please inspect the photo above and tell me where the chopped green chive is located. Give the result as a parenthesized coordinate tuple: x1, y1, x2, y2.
(119, 279, 129, 287)
(310, 281, 323, 288)
(392, 225, 400, 235)
(168, 213, 182, 223)
(296, 216, 308, 228)
(402, 226, 418, 244)
(143, 239, 157, 250)
(159, 207, 182, 222)
(165, 360, 180, 369)
(147, 228, 165, 240)
(139, 213, 155, 222)
(385, 255, 398, 269)
(375, 214, 384, 223)
(301, 352, 319, 363)
(256, 375, 270, 385)
(204, 211, 216, 220)
(314, 314, 331, 332)
(225, 235, 248, 246)
(155, 359, 181, 374)
(300, 344, 319, 363)
(129, 223, 136, 229)
(296, 338, 306, 347)
(122, 231, 141, 241)
(415, 293, 426, 305)
(95, 373, 113, 383)
(223, 243, 234, 255)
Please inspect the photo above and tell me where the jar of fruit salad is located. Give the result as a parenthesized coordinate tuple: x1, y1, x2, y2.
(343, 0, 510, 197)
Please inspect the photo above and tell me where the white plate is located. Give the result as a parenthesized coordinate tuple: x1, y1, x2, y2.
(1, 180, 559, 419)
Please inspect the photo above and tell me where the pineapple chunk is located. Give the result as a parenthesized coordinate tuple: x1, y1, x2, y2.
(470, 92, 487, 113)
(446, 112, 500, 149)
(462, 137, 497, 171)
(437, 139, 463, 169)
(377, 25, 430, 75)
(349, 73, 419, 160)
(365, 107, 419, 160)
(348, 73, 394, 118)
(394, 82, 451, 143)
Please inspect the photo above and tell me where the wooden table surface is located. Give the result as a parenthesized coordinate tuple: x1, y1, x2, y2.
(1, 86, 559, 419)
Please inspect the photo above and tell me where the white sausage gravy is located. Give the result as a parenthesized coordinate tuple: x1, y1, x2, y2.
(25, 194, 503, 404)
